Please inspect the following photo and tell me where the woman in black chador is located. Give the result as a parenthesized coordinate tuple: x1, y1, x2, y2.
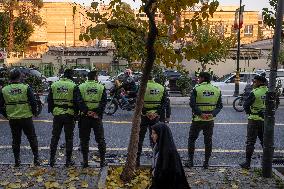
(150, 123, 190, 189)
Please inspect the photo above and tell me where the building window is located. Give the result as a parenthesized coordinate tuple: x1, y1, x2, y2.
(244, 25, 253, 36)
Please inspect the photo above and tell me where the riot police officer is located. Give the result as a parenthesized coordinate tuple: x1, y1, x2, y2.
(187, 72, 223, 169)
(239, 75, 268, 169)
(0, 69, 40, 167)
(77, 71, 107, 168)
(136, 75, 167, 167)
(48, 69, 78, 167)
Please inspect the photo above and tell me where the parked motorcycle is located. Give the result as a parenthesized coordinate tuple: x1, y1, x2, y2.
(34, 93, 44, 116)
(233, 80, 282, 112)
(104, 86, 136, 115)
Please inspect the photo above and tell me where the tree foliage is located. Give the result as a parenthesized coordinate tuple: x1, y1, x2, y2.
(0, 13, 34, 52)
(81, 0, 220, 182)
(0, 0, 43, 53)
(262, 0, 284, 65)
(184, 23, 235, 71)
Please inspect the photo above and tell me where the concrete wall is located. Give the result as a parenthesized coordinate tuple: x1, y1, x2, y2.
(181, 58, 270, 77)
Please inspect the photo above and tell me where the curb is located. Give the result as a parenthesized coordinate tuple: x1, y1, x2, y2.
(273, 167, 284, 181)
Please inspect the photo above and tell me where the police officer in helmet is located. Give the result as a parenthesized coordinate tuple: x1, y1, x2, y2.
(187, 72, 223, 169)
(136, 74, 167, 167)
(239, 75, 268, 169)
(78, 70, 107, 168)
(48, 69, 79, 167)
(0, 69, 40, 167)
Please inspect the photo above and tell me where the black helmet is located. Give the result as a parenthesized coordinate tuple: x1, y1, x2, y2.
(254, 75, 267, 84)
(9, 69, 22, 81)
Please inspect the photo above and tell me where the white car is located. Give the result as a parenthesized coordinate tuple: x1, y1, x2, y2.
(212, 72, 258, 96)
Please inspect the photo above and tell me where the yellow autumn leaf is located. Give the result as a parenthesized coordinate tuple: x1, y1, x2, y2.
(8, 183, 21, 189)
(231, 183, 239, 189)
(14, 172, 22, 176)
(81, 180, 89, 188)
(0, 181, 9, 186)
(36, 176, 43, 183)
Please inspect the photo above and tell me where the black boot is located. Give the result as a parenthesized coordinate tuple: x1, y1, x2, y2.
(49, 151, 56, 167)
(34, 155, 40, 166)
(185, 153, 194, 168)
(239, 148, 253, 170)
(203, 160, 209, 169)
(239, 160, 251, 169)
(203, 156, 210, 169)
(14, 158, 21, 167)
(66, 153, 75, 167)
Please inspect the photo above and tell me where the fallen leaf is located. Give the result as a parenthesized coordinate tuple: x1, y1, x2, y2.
(8, 183, 21, 189)
(218, 168, 226, 173)
(14, 172, 22, 176)
(36, 176, 43, 183)
(81, 180, 88, 188)
(0, 181, 9, 186)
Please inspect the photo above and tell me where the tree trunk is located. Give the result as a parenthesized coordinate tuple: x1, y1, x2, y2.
(8, 3, 15, 55)
(120, 0, 158, 182)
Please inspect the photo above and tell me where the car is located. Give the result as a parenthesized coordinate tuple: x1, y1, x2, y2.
(163, 70, 181, 91)
(212, 72, 258, 96)
(46, 68, 114, 90)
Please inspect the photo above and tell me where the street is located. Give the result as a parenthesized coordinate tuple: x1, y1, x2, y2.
(0, 105, 283, 167)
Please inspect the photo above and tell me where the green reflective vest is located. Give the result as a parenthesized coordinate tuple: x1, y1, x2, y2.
(144, 80, 164, 113)
(79, 80, 104, 111)
(193, 82, 221, 122)
(51, 78, 76, 116)
(2, 83, 33, 119)
(248, 86, 268, 121)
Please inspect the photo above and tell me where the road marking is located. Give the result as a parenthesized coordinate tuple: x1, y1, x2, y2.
(0, 146, 283, 153)
(0, 119, 284, 126)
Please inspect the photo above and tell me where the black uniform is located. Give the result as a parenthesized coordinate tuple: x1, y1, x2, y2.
(188, 86, 223, 167)
(77, 87, 107, 167)
(136, 88, 167, 166)
(0, 83, 39, 166)
(47, 86, 79, 166)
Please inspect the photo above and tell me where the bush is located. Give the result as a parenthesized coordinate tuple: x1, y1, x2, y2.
(176, 70, 193, 96)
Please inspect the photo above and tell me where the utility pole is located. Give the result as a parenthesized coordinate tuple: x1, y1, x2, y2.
(234, 0, 242, 96)
(262, 0, 283, 178)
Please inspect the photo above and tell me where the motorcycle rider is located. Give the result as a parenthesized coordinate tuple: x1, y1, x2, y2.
(239, 75, 268, 169)
(119, 69, 137, 109)
(77, 70, 107, 168)
(48, 69, 79, 167)
(136, 74, 167, 167)
(0, 69, 40, 167)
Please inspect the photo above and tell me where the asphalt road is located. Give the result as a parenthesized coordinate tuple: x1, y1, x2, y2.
(0, 105, 283, 167)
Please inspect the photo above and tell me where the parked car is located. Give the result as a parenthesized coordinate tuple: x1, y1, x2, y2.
(46, 68, 114, 90)
(212, 72, 258, 96)
(163, 70, 181, 91)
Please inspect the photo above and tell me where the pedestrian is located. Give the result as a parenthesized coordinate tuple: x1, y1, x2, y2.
(77, 70, 107, 168)
(136, 74, 167, 167)
(150, 123, 190, 189)
(0, 69, 40, 167)
(48, 69, 78, 167)
(187, 72, 223, 169)
(160, 96, 171, 123)
(239, 75, 268, 169)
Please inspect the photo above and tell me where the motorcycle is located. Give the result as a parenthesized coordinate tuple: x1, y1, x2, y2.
(34, 93, 44, 115)
(104, 86, 136, 115)
(233, 79, 282, 112)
